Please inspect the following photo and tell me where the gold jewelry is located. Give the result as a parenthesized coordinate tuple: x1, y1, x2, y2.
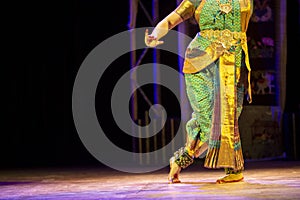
(216, 0, 232, 14)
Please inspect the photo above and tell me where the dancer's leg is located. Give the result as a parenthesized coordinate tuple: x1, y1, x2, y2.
(168, 66, 214, 184)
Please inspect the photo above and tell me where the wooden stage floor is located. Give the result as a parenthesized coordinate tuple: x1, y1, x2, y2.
(1, 160, 300, 200)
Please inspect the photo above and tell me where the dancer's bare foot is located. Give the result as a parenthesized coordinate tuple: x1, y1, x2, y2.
(168, 162, 181, 184)
(216, 173, 244, 184)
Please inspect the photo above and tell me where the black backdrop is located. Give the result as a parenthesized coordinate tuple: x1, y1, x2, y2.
(2, 0, 299, 168)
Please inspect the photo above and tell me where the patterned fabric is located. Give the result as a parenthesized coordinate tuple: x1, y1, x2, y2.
(171, 147, 194, 169)
(173, 0, 253, 171)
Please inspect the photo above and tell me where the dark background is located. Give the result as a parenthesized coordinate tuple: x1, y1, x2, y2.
(2, 0, 299, 169)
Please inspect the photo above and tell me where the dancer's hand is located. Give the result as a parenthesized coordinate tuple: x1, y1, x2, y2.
(144, 29, 164, 47)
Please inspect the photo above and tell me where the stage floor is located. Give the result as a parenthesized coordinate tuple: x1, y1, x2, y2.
(1, 160, 300, 200)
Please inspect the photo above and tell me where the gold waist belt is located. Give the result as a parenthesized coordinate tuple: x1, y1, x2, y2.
(200, 29, 246, 50)
(200, 29, 252, 103)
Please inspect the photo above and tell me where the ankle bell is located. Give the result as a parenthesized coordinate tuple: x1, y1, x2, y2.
(225, 168, 242, 175)
(172, 147, 194, 169)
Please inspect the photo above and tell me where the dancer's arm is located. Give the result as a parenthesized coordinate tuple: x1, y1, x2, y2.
(144, 11, 183, 48)
(145, 0, 196, 47)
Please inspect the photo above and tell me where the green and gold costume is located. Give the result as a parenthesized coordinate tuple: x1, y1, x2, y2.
(171, 0, 253, 172)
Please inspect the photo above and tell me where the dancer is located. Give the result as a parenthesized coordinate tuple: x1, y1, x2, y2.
(145, 0, 253, 184)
